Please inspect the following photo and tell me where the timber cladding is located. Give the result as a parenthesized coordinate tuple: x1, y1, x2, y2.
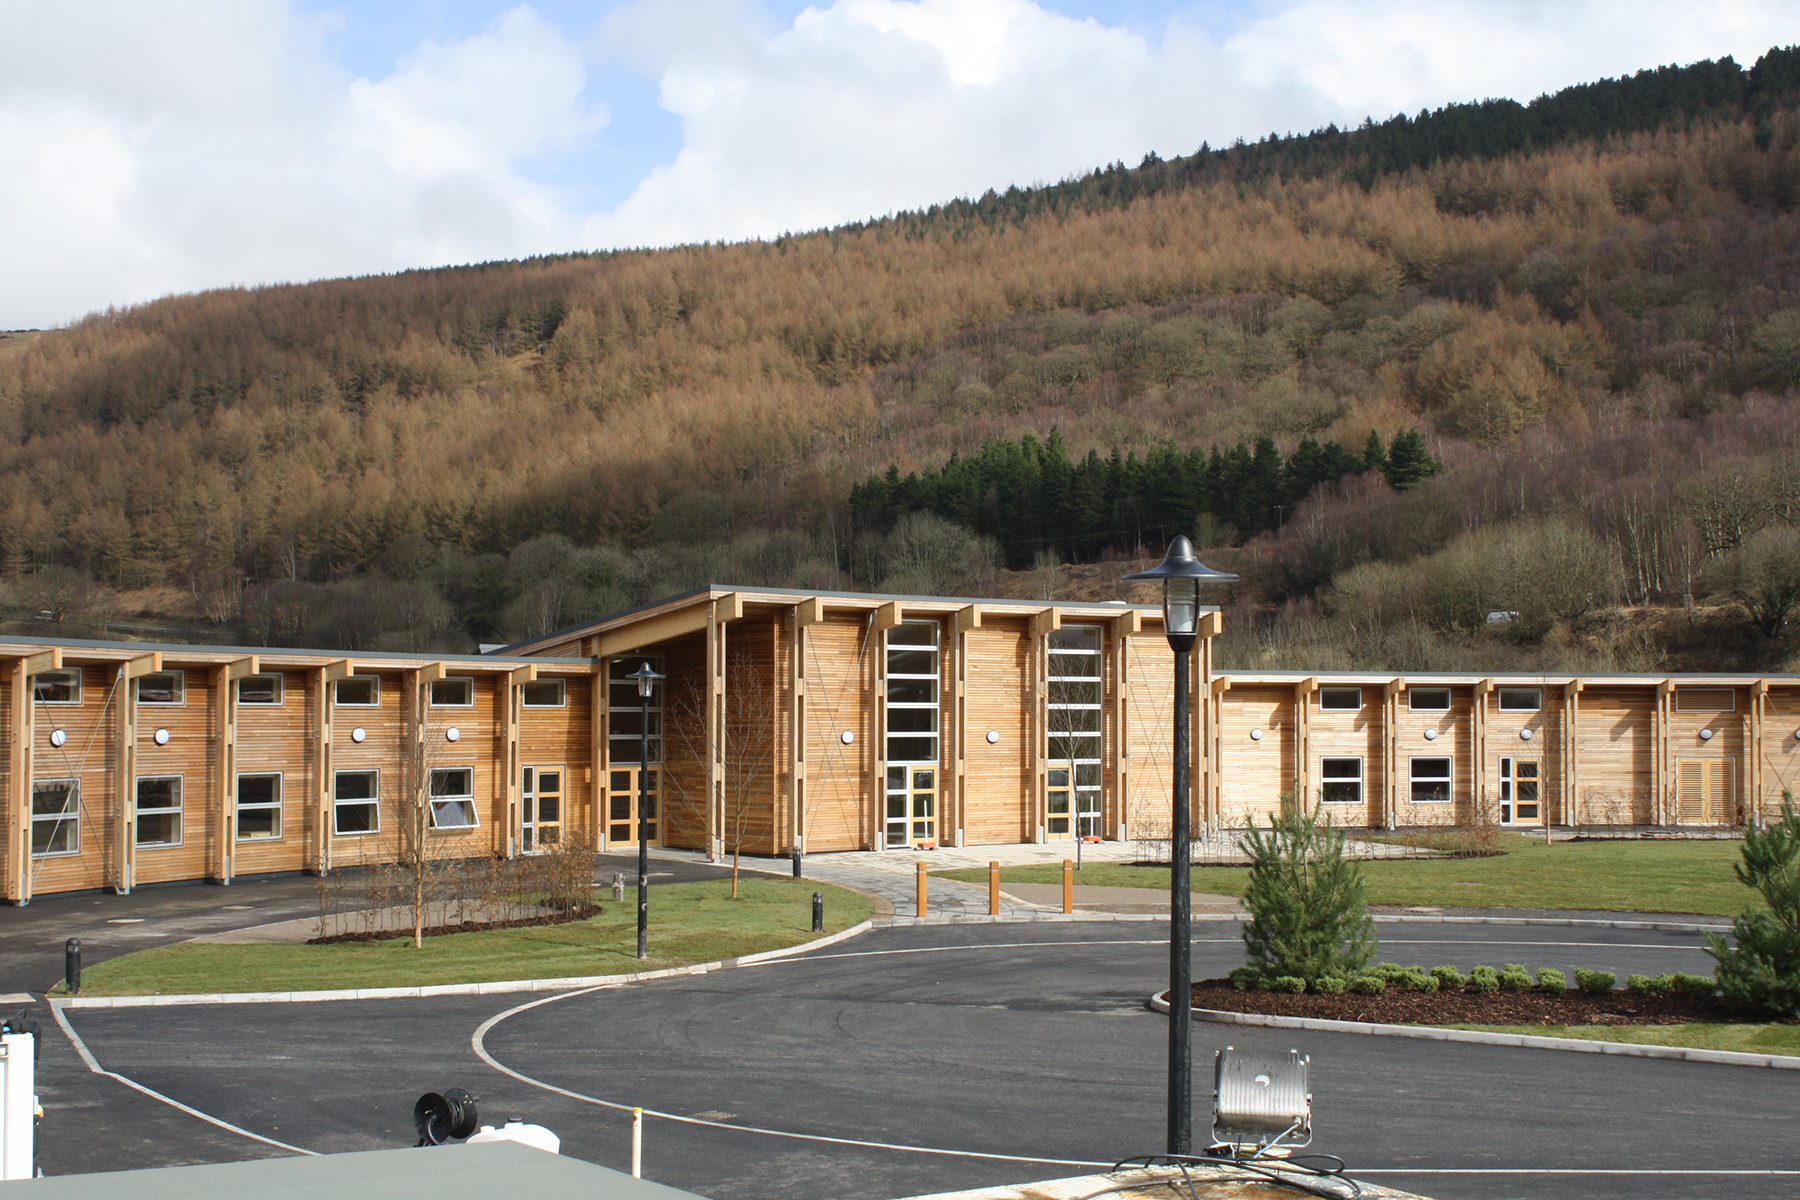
(7, 588, 1800, 901)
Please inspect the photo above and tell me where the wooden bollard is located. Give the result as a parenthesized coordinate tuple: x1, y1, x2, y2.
(917, 861, 928, 918)
(1062, 858, 1074, 913)
(988, 861, 1000, 916)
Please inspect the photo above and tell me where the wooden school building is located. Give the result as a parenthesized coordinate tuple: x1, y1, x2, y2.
(2, 584, 1797, 902)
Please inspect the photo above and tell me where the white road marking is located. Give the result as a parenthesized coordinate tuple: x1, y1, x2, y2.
(49, 1001, 317, 1157)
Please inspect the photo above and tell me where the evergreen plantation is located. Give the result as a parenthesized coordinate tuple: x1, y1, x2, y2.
(7, 48, 1800, 670)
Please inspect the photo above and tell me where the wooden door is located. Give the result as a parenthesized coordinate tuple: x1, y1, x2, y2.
(1676, 758, 1732, 824)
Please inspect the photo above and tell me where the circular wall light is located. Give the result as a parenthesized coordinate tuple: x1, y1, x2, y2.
(1249, 728, 1264, 741)
(840, 730, 855, 745)
(152, 728, 171, 746)
(1520, 728, 1535, 741)
(351, 727, 367, 743)
(48, 728, 66, 748)
(986, 730, 1001, 744)
(1423, 728, 1439, 741)
(445, 726, 461, 742)
(1699, 728, 1714, 742)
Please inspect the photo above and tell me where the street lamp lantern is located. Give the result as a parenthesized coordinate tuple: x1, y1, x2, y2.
(1123, 535, 1237, 1157)
(629, 661, 664, 960)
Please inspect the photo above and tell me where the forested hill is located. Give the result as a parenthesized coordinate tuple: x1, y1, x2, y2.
(7, 47, 1800, 673)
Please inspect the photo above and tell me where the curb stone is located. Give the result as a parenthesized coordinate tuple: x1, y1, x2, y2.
(54, 920, 874, 1009)
(1146, 990, 1800, 1071)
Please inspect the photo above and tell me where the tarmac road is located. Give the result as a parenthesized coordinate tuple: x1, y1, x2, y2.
(34, 920, 1797, 1200)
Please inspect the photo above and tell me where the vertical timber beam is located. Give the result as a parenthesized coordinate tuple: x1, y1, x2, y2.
(1197, 610, 1220, 835)
(1382, 679, 1404, 831)
(1296, 677, 1318, 810)
(791, 603, 818, 857)
(1473, 679, 1493, 825)
(953, 605, 980, 848)
(217, 656, 257, 884)
(505, 663, 534, 857)
(1655, 679, 1675, 825)
(1209, 675, 1231, 835)
(115, 653, 161, 893)
(316, 661, 349, 872)
(1564, 681, 1583, 829)
(1109, 609, 1138, 841)
(5, 652, 56, 904)
(1751, 679, 1768, 824)
(1029, 607, 1060, 842)
(871, 601, 901, 850)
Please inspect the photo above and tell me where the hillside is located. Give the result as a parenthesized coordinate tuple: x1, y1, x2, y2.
(7, 47, 1800, 668)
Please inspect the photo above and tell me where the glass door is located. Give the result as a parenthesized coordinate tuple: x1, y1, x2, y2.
(1047, 767, 1072, 838)
(523, 766, 563, 850)
(607, 767, 658, 848)
(885, 766, 936, 848)
(1499, 758, 1541, 826)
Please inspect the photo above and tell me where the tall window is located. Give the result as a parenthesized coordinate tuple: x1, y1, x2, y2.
(334, 770, 380, 835)
(1047, 626, 1103, 838)
(609, 658, 663, 765)
(236, 773, 282, 840)
(136, 776, 183, 847)
(429, 767, 477, 828)
(885, 623, 940, 764)
(32, 779, 79, 856)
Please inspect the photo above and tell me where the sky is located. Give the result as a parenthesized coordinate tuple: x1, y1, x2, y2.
(4, 1, 1800, 329)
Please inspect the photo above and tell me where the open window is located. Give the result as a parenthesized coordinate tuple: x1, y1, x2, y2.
(429, 767, 477, 829)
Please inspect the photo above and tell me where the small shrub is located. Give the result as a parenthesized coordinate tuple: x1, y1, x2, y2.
(1536, 968, 1568, 995)
(1272, 976, 1308, 994)
(1350, 974, 1388, 995)
(1499, 964, 1533, 991)
(1672, 972, 1717, 998)
(1471, 965, 1500, 993)
(1627, 973, 1674, 995)
(1315, 975, 1348, 995)
(1397, 969, 1436, 992)
(1574, 968, 1616, 994)
(1431, 965, 1468, 990)
(1230, 966, 1261, 991)
(1373, 962, 1411, 980)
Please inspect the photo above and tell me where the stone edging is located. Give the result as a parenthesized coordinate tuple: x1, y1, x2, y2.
(1146, 990, 1800, 1071)
(55, 920, 875, 1009)
(878, 911, 1728, 932)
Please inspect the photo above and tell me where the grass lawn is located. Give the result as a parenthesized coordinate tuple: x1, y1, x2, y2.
(67, 879, 872, 997)
(1443, 1022, 1800, 1054)
(936, 835, 1753, 914)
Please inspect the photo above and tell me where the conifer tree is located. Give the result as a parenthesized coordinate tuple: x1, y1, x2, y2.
(1239, 801, 1378, 985)
(1707, 799, 1800, 1017)
(1383, 429, 1442, 491)
(1363, 430, 1388, 474)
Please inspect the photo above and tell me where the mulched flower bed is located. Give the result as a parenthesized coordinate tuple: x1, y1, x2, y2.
(308, 904, 601, 945)
(1191, 979, 1773, 1025)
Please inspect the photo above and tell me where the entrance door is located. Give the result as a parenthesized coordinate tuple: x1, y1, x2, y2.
(1047, 765, 1103, 840)
(885, 766, 936, 848)
(1499, 758, 1541, 825)
(522, 766, 563, 852)
(1677, 758, 1732, 824)
(1047, 767, 1072, 839)
(607, 767, 659, 848)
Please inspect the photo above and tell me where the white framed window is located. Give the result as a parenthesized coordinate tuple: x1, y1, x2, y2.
(137, 671, 184, 704)
(609, 657, 663, 765)
(429, 768, 478, 828)
(136, 775, 183, 847)
(1320, 758, 1364, 804)
(237, 674, 283, 705)
(333, 769, 380, 835)
(430, 676, 475, 707)
(335, 675, 380, 707)
(1410, 757, 1452, 804)
(1046, 625, 1103, 838)
(32, 670, 81, 704)
(1675, 688, 1736, 712)
(236, 773, 282, 841)
(522, 678, 567, 707)
(1407, 687, 1451, 712)
(1498, 687, 1541, 712)
(1319, 686, 1362, 712)
(31, 778, 79, 857)
(886, 621, 942, 765)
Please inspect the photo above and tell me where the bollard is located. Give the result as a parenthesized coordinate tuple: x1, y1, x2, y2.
(988, 861, 1000, 916)
(916, 861, 927, 919)
(612, 872, 625, 902)
(811, 891, 824, 933)
(631, 1107, 643, 1178)
(65, 938, 80, 996)
(791, 847, 802, 879)
(1062, 859, 1074, 914)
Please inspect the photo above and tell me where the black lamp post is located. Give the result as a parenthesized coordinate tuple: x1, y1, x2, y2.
(1123, 535, 1237, 1156)
(630, 661, 663, 960)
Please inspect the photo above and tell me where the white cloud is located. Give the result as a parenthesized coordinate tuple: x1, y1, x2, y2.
(3, 0, 1800, 327)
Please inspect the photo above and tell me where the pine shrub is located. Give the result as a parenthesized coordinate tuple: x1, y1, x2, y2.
(1431, 965, 1468, 990)
(1272, 976, 1308, 994)
(1707, 800, 1800, 1018)
(1230, 966, 1261, 991)
(1239, 803, 1378, 986)
(1573, 968, 1615, 994)
(1498, 963, 1533, 991)
(1536, 967, 1568, 995)
(1350, 975, 1387, 995)
(1315, 976, 1348, 994)
(1471, 965, 1500, 993)
(1672, 972, 1717, 998)
(1626, 973, 1674, 995)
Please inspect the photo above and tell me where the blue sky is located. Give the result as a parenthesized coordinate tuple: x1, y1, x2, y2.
(4, 1, 1800, 328)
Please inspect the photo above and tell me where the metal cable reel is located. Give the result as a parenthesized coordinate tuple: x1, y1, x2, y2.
(413, 1087, 479, 1146)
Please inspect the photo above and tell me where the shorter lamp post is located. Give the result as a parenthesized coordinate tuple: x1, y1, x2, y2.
(1123, 535, 1237, 1156)
(629, 661, 664, 960)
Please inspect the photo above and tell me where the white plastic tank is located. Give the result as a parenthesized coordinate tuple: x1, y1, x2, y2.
(466, 1118, 560, 1154)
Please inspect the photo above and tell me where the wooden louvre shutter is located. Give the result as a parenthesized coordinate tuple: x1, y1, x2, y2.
(1677, 760, 1705, 823)
(1711, 758, 1733, 825)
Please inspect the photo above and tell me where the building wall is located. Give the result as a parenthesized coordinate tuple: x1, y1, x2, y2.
(962, 618, 1033, 846)
(801, 617, 875, 853)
